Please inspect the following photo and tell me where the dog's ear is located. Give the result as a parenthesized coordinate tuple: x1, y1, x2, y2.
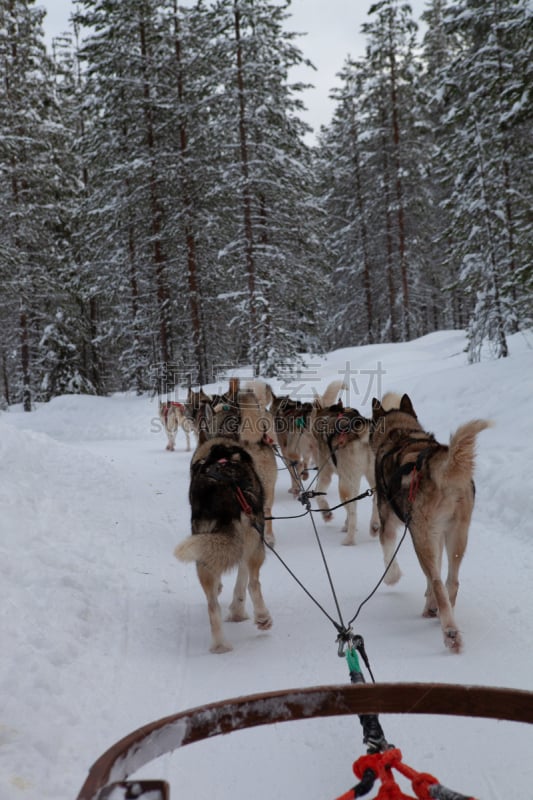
(372, 397, 385, 421)
(400, 394, 417, 418)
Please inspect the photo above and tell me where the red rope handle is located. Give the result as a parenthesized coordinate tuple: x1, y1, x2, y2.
(334, 749, 478, 800)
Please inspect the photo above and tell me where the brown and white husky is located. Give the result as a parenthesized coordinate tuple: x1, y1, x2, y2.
(310, 380, 380, 545)
(174, 438, 271, 653)
(174, 380, 277, 653)
(370, 392, 491, 653)
(159, 401, 193, 452)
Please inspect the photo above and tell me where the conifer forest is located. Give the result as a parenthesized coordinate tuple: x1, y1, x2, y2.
(1, 0, 531, 408)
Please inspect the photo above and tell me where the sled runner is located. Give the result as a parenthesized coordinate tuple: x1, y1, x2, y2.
(76, 682, 533, 800)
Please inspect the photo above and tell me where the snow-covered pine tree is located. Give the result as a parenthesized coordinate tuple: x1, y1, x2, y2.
(192, 0, 324, 376)
(360, 0, 422, 341)
(0, 0, 71, 408)
(36, 32, 105, 400)
(437, 0, 532, 360)
(74, 0, 178, 394)
(319, 0, 437, 347)
(417, 0, 467, 331)
(317, 60, 377, 346)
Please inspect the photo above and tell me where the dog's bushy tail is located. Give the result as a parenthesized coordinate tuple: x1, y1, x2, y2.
(174, 534, 243, 574)
(314, 379, 347, 409)
(238, 388, 269, 444)
(380, 391, 402, 411)
(434, 419, 492, 484)
(244, 379, 273, 411)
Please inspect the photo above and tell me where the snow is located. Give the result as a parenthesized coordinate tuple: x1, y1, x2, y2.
(1, 330, 533, 800)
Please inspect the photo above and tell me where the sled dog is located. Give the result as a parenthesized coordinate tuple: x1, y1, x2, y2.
(159, 401, 193, 452)
(310, 380, 380, 545)
(174, 438, 272, 653)
(186, 387, 215, 446)
(370, 392, 491, 653)
(270, 393, 317, 496)
(202, 381, 277, 546)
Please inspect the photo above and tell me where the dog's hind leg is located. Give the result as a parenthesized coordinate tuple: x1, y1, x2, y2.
(364, 464, 380, 536)
(369, 493, 380, 537)
(196, 562, 232, 654)
(246, 542, 272, 631)
(444, 511, 470, 609)
(182, 418, 193, 452)
(227, 561, 250, 622)
(379, 512, 402, 585)
(412, 525, 462, 653)
(166, 420, 177, 451)
(314, 459, 335, 523)
(338, 473, 359, 546)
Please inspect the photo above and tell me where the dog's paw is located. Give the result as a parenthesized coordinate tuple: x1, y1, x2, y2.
(255, 613, 272, 630)
(444, 628, 462, 653)
(342, 534, 356, 546)
(422, 607, 438, 618)
(264, 532, 275, 547)
(370, 521, 380, 537)
(322, 510, 333, 522)
(226, 610, 250, 623)
(384, 561, 402, 585)
(210, 641, 233, 654)
(301, 469, 309, 481)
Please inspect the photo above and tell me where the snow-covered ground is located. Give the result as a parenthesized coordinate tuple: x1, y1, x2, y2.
(2, 330, 533, 800)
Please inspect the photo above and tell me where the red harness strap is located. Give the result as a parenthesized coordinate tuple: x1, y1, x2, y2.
(408, 465, 421, 504)
(161, 401, 185, 423)
(235, 485, 253, 516)
(335, 748, 477, 800)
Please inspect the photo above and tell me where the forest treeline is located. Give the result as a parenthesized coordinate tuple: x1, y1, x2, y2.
(1, 0, 531, 409)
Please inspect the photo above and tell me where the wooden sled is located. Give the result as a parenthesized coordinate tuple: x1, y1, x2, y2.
(76, 682, 533, 800)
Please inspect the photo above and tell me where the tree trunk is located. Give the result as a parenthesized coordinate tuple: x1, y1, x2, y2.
(380, 108, 398, 342)
(351, 118, 373, 340)
(139, 17, 171, 372)
(234, 2, 257, 368)
(173, 2, 208, 384)
(388, 34, 410, 339)
(20, 304, 31, 412)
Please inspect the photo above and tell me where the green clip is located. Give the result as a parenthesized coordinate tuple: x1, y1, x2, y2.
(345, 646, 361, 674)
(296, 416, 305, 429)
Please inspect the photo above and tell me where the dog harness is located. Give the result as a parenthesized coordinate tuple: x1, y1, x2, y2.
(376, 433, 440, 523)
(161, 401, 185, 423)
(316, 405, 369, 467)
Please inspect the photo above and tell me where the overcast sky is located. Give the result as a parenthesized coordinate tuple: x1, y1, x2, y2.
(39, 0, 428, 138)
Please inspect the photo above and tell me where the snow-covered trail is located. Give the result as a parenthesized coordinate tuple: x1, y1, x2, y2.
(2, 331, 533, 799)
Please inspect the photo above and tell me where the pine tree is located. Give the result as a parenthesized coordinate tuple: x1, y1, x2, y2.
(437, 0, 532, 360)
(191, 0, 324, 375)
(317, 61, 376, 346)
(0, 0, 70, 408)
(318, 1, 437, 347)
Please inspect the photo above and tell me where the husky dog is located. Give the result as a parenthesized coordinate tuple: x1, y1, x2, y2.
(270, 394, 318, 496)
(201, 382, 277, 546)
(371, 392, 491, 653)
(186, 387, 215, 447)
(159, 401, 193, 452)
(174, 380, 277, 653)
(310, 380, 380, 545)
(174, 439, 272, 653)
